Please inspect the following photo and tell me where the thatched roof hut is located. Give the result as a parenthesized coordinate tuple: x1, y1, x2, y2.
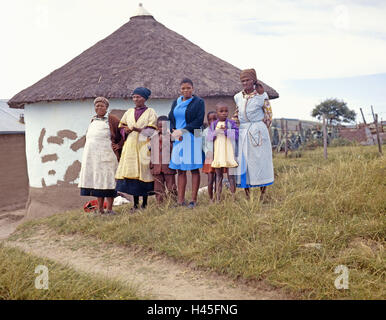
(8, 4, 278, 109)
(8, 4, 279, 221)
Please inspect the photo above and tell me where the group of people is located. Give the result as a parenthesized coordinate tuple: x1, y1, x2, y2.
(78, 68, 274, 214)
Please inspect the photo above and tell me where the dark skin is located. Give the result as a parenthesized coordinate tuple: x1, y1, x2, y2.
(206, 113, 217, 201)
(240, 77, 267, 200)
(121, 94, 147, 135)
(93, 101, 114, 212)
(154, 119, 177, 204)
(213, 104, 236, 202)
(172, 82, 200, 205)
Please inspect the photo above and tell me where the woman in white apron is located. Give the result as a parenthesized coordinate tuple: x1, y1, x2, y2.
(233, 69, 274, 200)
(78, 97, 122, 214)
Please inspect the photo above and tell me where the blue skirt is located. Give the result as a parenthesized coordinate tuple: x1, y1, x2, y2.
(80, 188, 117, 197)
(169, 131, 204, 171)
(116, 178, 154, 196)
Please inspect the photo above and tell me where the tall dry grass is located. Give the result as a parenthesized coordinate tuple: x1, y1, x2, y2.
(14, 146, 386, 299)
(0, 244, 143, 300)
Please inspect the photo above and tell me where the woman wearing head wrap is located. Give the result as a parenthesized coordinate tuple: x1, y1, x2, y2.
(78, 97, 124, 215)
(234, 69, 274, 200)
(168, 78, 205, 208)
(115, 87, 158, 211)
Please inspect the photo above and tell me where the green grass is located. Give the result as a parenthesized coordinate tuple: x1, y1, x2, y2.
(13, 145, 386, 299)
(0, 244, 144, 300)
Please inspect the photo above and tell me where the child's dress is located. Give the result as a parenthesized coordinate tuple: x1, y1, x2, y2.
(202, 126, 215, 173)
(207, 119, 239, 170)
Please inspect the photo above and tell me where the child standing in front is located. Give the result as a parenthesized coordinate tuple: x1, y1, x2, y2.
(149, 116, 177, 204)
(207, 103, 239, 202)
(202, 111, 217, 201)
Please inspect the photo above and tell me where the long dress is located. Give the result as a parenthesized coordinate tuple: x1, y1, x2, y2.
(234, 91, 274, 188)
(169, 97, 204, 171)
(78, 116, 118, 197)
(211, 121, 238, 169)
(115, 107, 157, 196)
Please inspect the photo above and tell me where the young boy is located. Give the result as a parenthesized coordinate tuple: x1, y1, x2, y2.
(149, 116, 177, 203)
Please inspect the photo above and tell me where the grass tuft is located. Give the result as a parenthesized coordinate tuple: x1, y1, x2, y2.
(0, 244, 144, 300)
(13, 146, 386, 299)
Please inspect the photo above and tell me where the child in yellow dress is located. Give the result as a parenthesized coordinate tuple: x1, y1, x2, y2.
(207, 103, 239, 202)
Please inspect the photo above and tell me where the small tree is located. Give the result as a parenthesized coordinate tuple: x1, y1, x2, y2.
(311, 98, 356, 126)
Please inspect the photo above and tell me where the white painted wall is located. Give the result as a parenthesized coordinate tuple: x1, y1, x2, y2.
(24, 98, 174, 187)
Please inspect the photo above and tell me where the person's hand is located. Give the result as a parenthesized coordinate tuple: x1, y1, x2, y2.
(171, 129, 183, 140)
(112, 143, 120, 151)
(124, 126, 132, 134)
(263, 118, 272, 129)
(132, 127, 142, 133)
(215, 127, 225, 134)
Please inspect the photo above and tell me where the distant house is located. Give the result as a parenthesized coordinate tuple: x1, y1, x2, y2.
(0, 100, 28, 212)
(338, 123, 385, 145)
(8, 4, 279, 220)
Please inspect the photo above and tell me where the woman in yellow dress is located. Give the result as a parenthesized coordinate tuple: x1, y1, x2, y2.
(115, 87, 157, 211)
(207, 102, 239, 202)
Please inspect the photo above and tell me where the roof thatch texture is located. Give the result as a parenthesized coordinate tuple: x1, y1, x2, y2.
(8, 15, 279, 108)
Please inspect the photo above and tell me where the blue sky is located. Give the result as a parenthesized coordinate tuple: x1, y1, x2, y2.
(1, 0, 385, 121)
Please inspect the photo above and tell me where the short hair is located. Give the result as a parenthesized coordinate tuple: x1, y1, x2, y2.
(157, 115, 168, 122)
(206, 111, 217, 121)
(180, 78, 193, 87)
(215, 102, 229, 109)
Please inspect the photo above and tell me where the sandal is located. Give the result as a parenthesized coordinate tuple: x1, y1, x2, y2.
(187, 201, 196, 209)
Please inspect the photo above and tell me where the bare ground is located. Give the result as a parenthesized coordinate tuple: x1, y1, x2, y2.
(4, 226, 290, 300)
(0, 209, 25, 240)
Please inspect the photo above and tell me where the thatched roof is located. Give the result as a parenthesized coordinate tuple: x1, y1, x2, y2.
(8, 8, 279, 109)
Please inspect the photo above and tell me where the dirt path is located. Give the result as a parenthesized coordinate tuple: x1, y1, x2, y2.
(5, 227, 289, 300)
(0, 209, 25, 240)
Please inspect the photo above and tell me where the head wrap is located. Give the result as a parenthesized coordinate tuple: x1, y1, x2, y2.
(240, 68, 258, 84)
(93, 96, 109, 108)
(132, 87, 151, 100)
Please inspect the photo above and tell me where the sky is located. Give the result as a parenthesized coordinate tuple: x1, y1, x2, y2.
(1, 0, 386, 122)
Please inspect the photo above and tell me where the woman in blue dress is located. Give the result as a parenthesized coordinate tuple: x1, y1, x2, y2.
(168, 78, 205, 208)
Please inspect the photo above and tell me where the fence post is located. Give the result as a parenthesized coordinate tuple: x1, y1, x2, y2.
(374, 114, 383, 156)
(285, 120, 288, 157)
(323, 114, 328, 159)
(360, 108, 367, 125)
(299, 121, 304, 142)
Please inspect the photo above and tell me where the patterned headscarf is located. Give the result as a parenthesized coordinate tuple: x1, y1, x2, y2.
(240, 68, 258, 84)
(93, 97, 109, 108)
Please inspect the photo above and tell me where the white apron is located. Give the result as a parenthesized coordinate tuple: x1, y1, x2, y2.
(234, 91, 274, 187)
(78, 119, 118, 190)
